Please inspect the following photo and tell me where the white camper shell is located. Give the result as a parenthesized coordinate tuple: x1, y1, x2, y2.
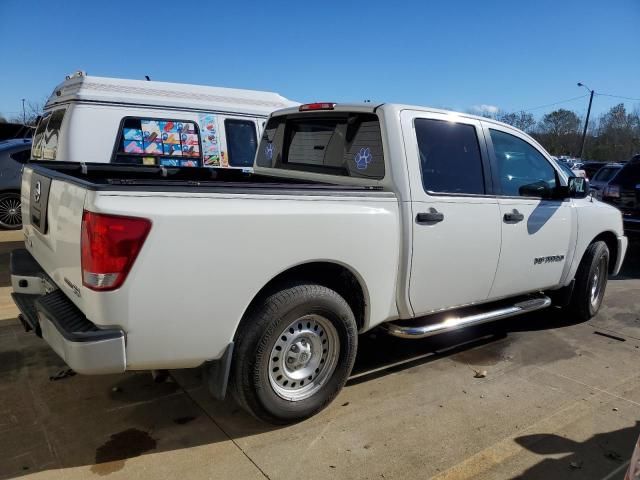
(31, 72, 297, 169)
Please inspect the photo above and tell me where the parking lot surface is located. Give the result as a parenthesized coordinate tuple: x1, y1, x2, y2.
(1, 230, 639, 480)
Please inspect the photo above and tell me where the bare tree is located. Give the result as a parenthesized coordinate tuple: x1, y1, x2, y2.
(586, 103, 640, 161)
(537, 109, 582, 136)
(497, 111, 536, 132)
(9, 98, 47, 126)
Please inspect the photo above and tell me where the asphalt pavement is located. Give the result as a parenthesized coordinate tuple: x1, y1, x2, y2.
(0, 230, 639, 480)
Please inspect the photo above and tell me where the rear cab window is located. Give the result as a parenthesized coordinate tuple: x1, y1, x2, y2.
(256, 112, 385, 179)
(113, 117, 202, 167)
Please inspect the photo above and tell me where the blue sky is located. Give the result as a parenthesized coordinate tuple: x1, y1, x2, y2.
(1, 0, 638, 122)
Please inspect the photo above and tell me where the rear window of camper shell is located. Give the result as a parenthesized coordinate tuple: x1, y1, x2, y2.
(32, 108, 67, 160)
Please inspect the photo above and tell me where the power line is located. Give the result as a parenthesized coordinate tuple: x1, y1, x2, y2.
(519, 94, 589, 112)
(596, 93, 640, 102)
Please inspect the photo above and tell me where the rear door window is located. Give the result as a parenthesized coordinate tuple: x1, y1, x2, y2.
(224, 119, 257, 167)
(415, 118, 486, 195)
(256, 113, 385, 179)
(113, 117, 202, 167)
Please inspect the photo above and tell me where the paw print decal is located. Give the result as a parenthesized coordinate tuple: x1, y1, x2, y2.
(264, 142, 274, 161)
(354, 147, 373, 170)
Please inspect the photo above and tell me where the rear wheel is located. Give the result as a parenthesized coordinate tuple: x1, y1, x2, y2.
(229, 282, 358, 424)
(0, 193, 22, 230)
(567, 241, 609, 321)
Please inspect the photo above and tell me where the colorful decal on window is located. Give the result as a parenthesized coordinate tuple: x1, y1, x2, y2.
(124, 140, 143, 154)
(118, 118, 203, 167)
(163, 143, 182, 156)
(142, 120, 161, 143)
(159, 158, 180, 167)
(123, 128, 143, 141)
(144, 140, 163, 155)
(354, 147, 373, 170)
(182, 144, 200, 157)
(198, 113, 220, 166)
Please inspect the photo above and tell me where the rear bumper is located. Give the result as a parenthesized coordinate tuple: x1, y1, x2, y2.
(10, 248, 126, 374)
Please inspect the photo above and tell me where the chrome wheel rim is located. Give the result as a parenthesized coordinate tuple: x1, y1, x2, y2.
(590, 256, 607, 309)
(268, 314, 340, 401)
(0, 195, 21, 228)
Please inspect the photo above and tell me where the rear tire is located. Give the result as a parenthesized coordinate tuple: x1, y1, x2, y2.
(0, 192, 22, 230)
(566, 241, 609, 321)
(229, 282, 358, 424)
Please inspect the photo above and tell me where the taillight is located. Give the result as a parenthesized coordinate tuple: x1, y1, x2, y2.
(604, 184, 620, 198)
(81, 211, 151, 291)
(299, 102, 336, 111)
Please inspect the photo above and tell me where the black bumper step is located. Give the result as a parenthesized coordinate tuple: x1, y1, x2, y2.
(10, 248, 45, 277)
(35, 290, 123, 343)
(11, 292, 41, 335)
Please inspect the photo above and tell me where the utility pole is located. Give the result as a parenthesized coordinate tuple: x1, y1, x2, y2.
(21, 98, 26, 125)
(577, 83, 594, 159)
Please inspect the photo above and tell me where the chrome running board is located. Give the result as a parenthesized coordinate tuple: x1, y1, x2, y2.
(384, 296, 552, 339)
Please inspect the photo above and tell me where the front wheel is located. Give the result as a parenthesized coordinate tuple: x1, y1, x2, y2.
(229, 282, 358, 424)
(567, 241, 610, 321)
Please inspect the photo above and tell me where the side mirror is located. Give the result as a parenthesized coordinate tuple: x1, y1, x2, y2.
(553, 176, 589, 199)
(568, 176, 589, 199)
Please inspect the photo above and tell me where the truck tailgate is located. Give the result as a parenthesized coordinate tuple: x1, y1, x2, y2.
(21, 166, 87, 309)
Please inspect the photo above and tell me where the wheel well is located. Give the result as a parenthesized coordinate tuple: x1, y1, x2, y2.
(247, 262, 367, 330)
(592, 231, 618, 274)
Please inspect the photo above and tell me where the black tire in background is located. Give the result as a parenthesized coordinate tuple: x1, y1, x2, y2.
(0, 192, 22, 230)
(567, 241, 609, 321)
(229, 282, 358, 424)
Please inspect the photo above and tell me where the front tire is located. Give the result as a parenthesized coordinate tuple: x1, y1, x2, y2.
(567, 241, 609, 321)
(229, 282, 358, 424)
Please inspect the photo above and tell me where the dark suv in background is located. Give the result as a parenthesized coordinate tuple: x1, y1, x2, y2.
(0, 139, 31, 229)
(602, 154, 640, 238)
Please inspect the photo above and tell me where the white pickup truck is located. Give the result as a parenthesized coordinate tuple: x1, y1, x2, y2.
(12, 102, 627, 424)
